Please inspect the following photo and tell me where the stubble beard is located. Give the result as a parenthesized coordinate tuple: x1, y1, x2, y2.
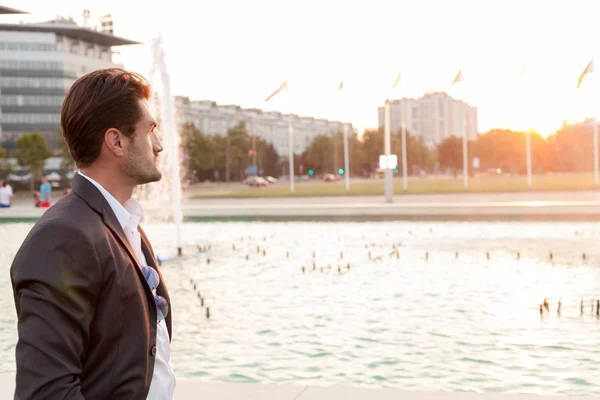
(124, 142, 162, 186)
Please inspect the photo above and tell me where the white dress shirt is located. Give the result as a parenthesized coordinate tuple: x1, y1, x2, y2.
(78, 172, 175, 400)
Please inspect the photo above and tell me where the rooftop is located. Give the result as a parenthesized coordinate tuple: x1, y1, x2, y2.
(182, 98, 350, 125)
(0, 19, 141, 46)
(0, 5, 28, 14)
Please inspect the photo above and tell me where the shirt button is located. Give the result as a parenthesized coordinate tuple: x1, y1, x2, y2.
(150, 345, 157, 356)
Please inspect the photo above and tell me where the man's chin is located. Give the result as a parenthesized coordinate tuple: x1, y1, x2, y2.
(136, 171, 162, 185)
(147, 171, 162, 183)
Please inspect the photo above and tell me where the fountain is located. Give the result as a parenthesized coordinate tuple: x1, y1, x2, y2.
(135, 35, 184, 256)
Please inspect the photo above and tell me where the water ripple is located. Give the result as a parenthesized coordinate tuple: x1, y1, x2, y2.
(1, 221, 600, 396)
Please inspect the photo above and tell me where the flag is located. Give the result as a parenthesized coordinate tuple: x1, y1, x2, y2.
(392, 73, 401, 89)
(339, 79, 343, 91)
(577, 59, 594, 89)
(265, 80, 288, 102)
(452, 69, 462, 85)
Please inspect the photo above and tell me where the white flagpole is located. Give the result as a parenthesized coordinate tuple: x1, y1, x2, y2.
(594, 118, 599, 186)
(288, 95, 295, 193)
(384, 98, 393, 203)
(265, 80, 293, 192)
(526, 130, 532, 189)
(339, 80, 351, 193)
(401, 100, 408, 192)
(452, 69, 468, 190)
(391, 73, 406, 192)
(462, 103, 469, 190)
(577, 59, 597, 185)
(343, 123, 350, 193)
(520, 64, 532, 189)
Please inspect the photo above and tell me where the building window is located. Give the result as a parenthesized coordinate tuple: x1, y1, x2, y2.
(1, 113, 61, 124)
(0, 60, 63, 70)
(0, 42, 55, 51)
(0, 77, 74, 89)
(0, 95, 64, 106)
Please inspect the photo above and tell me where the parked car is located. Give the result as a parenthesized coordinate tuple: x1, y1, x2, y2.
(247, 176, 269, 187)
(265, 176, 278, 184)
(322, 173, 338, 182)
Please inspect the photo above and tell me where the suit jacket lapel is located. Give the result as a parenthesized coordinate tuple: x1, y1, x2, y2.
(139, 226, 173, 340)
(101, 203, 142, 270)
(71, 174, 142, 270)
(71, 174, 155, 310)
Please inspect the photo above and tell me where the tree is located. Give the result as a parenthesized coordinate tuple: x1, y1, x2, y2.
(255, 138, 279, 177)
(180, 122, 218, 182)
(53, 129, 75, 178)
(474, 129, 546, 174)
(227, 122, 251, 181)
(359, 128, 384, 173)
(0, 146, 11, 180)
(16, 131, 52, 190)
(545, 124, 595, 173)
(391, 131, 433, 175)
(330, 131, 346, 174)
(304, 134, 333, 174)
(212, 134, 228, 181)
(348, 131, 367, 177)
(437, 136, 464, 176)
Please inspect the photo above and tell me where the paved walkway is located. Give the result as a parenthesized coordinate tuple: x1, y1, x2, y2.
(2, 191, 600, 221)
(0, 376, 594, 399)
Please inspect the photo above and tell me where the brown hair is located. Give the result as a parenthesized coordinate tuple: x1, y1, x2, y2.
(61, 68, 152, 168)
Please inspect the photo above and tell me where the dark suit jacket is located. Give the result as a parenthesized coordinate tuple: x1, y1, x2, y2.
(10, 174, 172, 399)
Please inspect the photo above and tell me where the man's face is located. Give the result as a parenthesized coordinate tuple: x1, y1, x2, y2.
(123, 99, 164, 185)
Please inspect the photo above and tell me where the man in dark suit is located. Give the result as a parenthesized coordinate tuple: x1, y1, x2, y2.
(10, 69, 175, 399)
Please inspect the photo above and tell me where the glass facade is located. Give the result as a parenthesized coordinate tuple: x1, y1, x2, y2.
(0, 24, 134, 151)
(0, 60, 63, 70)
(0, 42, 54, 51)
(0, 34, 119, 149)
(2, 114, 61, 124)
(0, 95, 64, 106)
(0, 34, 67, 148)
(0, 66, 68, 149)
(0, 77, 75, 88)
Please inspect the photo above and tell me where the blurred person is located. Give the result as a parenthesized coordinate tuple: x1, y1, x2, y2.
(10, 68, 174, 399)
(39, 176, 52, 207)
(0, 179, 13, 208)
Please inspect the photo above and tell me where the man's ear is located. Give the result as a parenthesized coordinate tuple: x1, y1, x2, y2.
(104, 128, 128, 157)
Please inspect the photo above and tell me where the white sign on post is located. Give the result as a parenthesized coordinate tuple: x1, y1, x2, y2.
(388, 155, 398, 169)
(379, 155, 387, 169)
(379, 154, 398, 169)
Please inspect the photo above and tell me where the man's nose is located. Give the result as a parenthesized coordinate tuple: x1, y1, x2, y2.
(153, 135, 164, 153)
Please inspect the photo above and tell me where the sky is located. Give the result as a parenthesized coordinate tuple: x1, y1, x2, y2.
(7, 0, 600, 137)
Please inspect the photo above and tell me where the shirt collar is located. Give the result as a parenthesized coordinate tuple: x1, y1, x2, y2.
(77, 171, 143, 230)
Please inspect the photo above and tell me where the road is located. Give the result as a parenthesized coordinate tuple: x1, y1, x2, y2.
(3, 190, 600, 221)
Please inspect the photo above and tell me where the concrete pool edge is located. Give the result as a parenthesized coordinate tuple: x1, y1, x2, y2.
(4, 213, 600, 223)
(0, 376, 597, 399)
(4, 193, 600, 222)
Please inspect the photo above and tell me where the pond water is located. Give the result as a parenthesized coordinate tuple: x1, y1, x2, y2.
(1, 221, 599, 396)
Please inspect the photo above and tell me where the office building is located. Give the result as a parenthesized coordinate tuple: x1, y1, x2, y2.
(378, 92, 478, 148)
(0, 12, 140, 150)
(176, 96, 354, 156)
